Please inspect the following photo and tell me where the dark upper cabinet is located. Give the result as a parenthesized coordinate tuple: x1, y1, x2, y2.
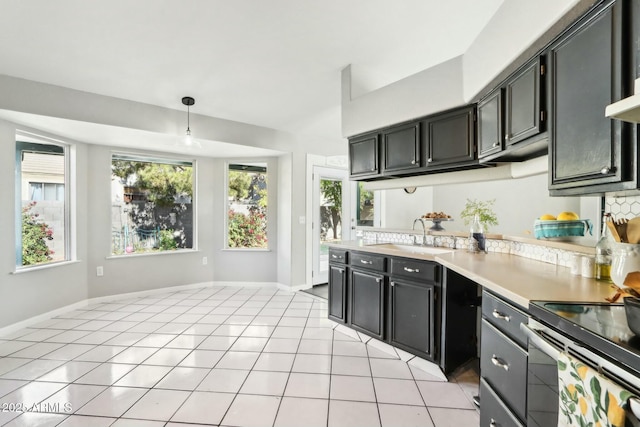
(382, 122, 421, 174)
(505, 56, 545, 146)
(478, 88, 504, 159)
(478, 56, 548, 163)
(349, 132, 379, 179)
(423, 106, 476, 168)
(549, 0, 634, 194)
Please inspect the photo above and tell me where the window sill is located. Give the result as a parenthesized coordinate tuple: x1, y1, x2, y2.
(106, 249, 200, 260)
(12, 260, 81, 275)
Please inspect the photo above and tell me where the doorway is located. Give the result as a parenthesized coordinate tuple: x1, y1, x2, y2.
(311, 166, 350, 290)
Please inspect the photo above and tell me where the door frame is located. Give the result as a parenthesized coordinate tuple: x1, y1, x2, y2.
(305, 155, 350, 288)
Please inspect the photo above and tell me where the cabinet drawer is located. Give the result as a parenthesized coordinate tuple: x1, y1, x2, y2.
(481, 320, 528, 421)
(390, 258, 438, 283)
(480, 378, 525, 427)
(350, 252, 386, 273)
(329, 249, 348, 264)
(482, 291, 528, 348)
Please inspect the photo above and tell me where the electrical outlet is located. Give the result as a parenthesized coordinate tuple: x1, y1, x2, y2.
(96, 266, 104, 277)
(202, 257, 208, 265)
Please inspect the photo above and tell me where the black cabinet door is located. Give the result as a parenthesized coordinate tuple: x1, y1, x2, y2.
(382, 122, 421, 174)
(349, 133, 379, 179)
(349, 269, 385, 340)
(505, 56, 544, 146)
(328, 264, 347, 324)
(388, 278, 436, 361)
(549, 0, 630, 191)
(424, 106, 476, 168)
(478, 89, 504, 159)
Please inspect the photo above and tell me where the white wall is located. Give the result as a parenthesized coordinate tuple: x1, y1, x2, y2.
(378, 173, 600, 240)
(341, 57, 465, 137)
(463, 0, 580, 101)
(382, 187, 434, 229)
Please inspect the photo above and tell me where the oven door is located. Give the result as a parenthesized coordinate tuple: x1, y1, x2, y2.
(523, 321, 561, 427)
(522, 320, 640, 427)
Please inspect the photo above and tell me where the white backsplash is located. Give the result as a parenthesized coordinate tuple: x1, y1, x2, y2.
(361, 230, 587, 268)
(605, 194, 640, 219)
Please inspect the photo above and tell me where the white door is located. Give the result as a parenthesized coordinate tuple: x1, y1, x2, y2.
(312, 166, 350, 285)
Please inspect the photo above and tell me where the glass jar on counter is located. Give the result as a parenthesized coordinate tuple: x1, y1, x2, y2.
(610, 243, 640, 287)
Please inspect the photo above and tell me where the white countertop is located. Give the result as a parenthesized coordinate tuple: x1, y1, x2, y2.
(328, 240, 614, 309)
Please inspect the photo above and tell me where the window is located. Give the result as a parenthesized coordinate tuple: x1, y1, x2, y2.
(111, 154, 194, 255)
(357, 182, 374, 226)
(16, 139, 69, 267)
(227, 163, 268, 249)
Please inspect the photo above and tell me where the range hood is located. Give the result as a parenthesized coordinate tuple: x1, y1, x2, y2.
(605, 78, 640, 123)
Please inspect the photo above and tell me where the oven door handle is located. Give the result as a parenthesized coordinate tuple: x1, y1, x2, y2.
(520, 323, 561, 360)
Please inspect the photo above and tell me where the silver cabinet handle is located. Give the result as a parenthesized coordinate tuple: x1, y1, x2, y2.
(491, 355, 509, 371)
(376, 278, 381, 284)
(492, 310, 510, 322)
(360, 259, 373, 265)
(337, 268, 344, 274)
(403, 267, 420, 273)
(331, 254, 338, 259)
(505, 133, 509, 140)
(390, 281, 395, 287)
(490, 419, 497, 427)
(601, 166, 611, 174)
(492, 142, 500, 148)
(410, 159, 416, 165)
(427, 158, 433, 163)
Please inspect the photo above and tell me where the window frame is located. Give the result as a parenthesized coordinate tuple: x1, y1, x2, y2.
(109, 152, 198, 256)
(15, 133, 72, 270)
(224, 160, 270, 251)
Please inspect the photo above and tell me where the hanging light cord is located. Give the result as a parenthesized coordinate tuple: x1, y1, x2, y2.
(186, 103, 191, 136)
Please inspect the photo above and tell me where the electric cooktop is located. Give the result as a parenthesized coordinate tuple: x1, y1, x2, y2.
(529, 301, 640, 375)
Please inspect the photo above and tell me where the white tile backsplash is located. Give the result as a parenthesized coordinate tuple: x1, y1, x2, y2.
(362, 230, 587, 267)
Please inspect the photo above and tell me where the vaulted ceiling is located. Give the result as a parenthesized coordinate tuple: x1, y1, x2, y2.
(0, 0, 504, 153)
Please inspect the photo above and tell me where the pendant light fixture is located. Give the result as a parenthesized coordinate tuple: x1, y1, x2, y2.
(182, 96, 195, 146)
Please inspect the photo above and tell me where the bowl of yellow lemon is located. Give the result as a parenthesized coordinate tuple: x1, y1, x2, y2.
(534, 212, 593, 240)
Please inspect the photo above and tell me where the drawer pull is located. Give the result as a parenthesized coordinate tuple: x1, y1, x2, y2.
(360, 259, 373, 265)
(390, 281, 395, 287)
(376, 278, 382, 284)
(337, 268, 344, 274)
(490, 419, 497, 427)
(331, 254, 339, 259)
(492, 142, 500, 148)
(492, 310, 510, 322)
(491, 355, 509, 371)
(403, 267, 420, 273)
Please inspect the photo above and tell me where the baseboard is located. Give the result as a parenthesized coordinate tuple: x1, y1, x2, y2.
(278, 283, 311, 292)
(0, 299, 89, 338)
(0, 281, 282, 338)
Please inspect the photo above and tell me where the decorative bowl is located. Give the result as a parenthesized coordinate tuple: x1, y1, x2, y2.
(624, 296, 640, 336)
(534, 219, 593, 240)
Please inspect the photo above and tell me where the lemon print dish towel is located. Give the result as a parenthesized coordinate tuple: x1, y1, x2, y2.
(558, 352, 636, 427)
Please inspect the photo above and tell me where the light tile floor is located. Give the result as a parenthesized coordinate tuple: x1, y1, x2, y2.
(0, 286, 479, 427)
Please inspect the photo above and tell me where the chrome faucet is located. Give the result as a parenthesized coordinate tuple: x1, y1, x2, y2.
(412, 218, 427, 246)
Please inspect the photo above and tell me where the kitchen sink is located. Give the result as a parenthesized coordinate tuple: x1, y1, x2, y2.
(367, 243, 454, 255)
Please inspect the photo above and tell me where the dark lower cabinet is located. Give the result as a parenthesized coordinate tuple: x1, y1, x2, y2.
(388, 278, 435, 361)
(349, 269, 385, 340)
(549, 0, 633, 194)
(480, 378, 525, 427)
(328, 264, 347, 324)
(480, 291, 529, 426)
